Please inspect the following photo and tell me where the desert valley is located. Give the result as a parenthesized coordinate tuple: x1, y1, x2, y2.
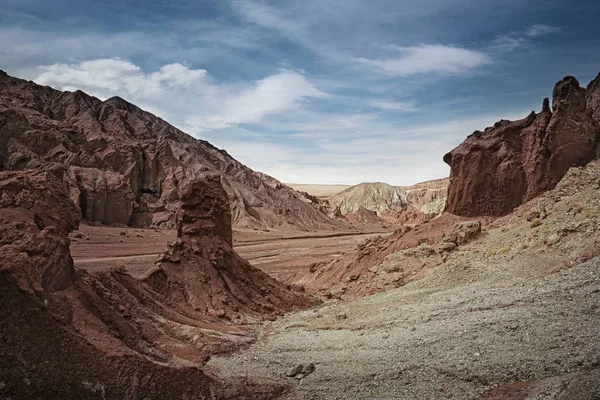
(1, 66, 599, 399)
(1, 3, 600, 400)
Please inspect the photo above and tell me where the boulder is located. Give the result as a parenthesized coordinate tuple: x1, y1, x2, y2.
(446, 221, 482, 245)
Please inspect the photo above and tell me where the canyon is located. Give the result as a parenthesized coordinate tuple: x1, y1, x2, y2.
(1, 71, 599, 399)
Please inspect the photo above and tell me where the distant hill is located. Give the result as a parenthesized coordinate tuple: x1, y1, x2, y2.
(327, 179, 448, 224)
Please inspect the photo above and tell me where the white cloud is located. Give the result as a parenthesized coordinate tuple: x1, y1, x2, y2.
(34, 58, 324, 131)
(526, 24, 561, 38)
(185, 71, 325, 129)
(369, 100, 418, 112)
(357, 44, 491, 76)
(36, 59, 207, 98)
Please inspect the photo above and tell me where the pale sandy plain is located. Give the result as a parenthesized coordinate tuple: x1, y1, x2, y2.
(285, 184, 352, 199)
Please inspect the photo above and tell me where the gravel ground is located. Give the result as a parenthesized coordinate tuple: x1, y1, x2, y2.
(209, 255, 599, 399)
(209, 166, 600, 399)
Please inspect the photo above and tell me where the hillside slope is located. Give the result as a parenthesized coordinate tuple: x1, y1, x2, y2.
(0, 71, 342, 231)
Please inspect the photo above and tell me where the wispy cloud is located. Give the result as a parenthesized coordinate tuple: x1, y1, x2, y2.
(357, 44, 491, 76)
(183, 70, 326, 129)
(232, 0, 304, 38)
(526, 24, 561, 38)
(369, 100, 418, 112)
(488, 35, 530, 52)
(489, 24, 561, 52)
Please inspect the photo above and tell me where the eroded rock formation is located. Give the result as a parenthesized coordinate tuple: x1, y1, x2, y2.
(142, 175, 312, 322)
(0, 169, 307, 399)
(444, 74, 600, 216)
(0, 70, 342, 230)
(294, 213, 479, 297)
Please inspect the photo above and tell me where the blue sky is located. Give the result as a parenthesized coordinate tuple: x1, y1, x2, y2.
(1, 0, 599, 184)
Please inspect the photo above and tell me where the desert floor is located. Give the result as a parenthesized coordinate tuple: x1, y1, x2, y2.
(70, 224, 391, 282)
(285, 183, 351, 198)
(207, 218, 600, 399)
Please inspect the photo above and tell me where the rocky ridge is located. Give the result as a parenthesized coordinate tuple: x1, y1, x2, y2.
(293, 212, 480, 297)
(0, 70, 342, 231)
(444, 73, 600, 216)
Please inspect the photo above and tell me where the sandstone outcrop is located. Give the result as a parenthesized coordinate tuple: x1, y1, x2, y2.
(445, 221, 482, 245)
(0, 169, 80, 294)
(0, 169, 307, 398)
(0, 71, 341, 230)
(444, 74, 600, 216)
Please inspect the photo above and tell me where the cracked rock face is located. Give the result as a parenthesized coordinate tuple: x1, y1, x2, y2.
(444, 74, 600, 217)
(0, 169, 80, 294)
(176, 174, 233, 246)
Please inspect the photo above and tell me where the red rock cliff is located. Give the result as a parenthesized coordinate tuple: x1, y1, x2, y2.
(444, 74, 600, 216)
(0, 71, 342, 231)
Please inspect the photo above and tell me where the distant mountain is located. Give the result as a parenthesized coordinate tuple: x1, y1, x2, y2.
(0, 71, 342, 231)
(326, 179, 448, 224)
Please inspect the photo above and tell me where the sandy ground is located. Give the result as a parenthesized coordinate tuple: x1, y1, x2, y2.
(286, 184, 352, 198)
(70, 225, 391, 281)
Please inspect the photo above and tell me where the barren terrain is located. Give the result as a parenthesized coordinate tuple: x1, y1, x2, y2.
(67, 165, 600, 399)
(207, 165, 600, 399)
(70, 225, 392, 282)
(210, 256, 599, 399)
(286, 184, 352, 199)
(2, 69, 600, 399)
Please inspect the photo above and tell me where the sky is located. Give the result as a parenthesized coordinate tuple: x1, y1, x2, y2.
(1, 0, 599, 185)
